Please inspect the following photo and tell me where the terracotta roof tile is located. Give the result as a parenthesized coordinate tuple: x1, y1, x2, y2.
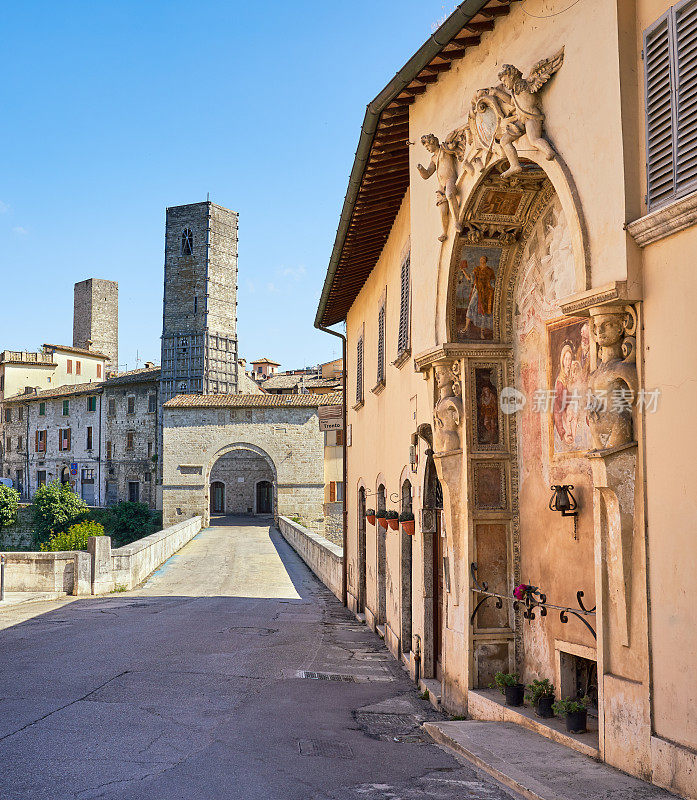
(163, 391, 343, 409)
(43, 343, 110, 359)
(4, 381, 103, 403)
(106, 366, 160, 385)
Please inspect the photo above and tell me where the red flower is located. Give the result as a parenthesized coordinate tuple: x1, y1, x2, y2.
(514, 584, 530, 600)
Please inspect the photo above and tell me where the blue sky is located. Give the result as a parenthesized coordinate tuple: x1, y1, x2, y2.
(0, 1, 455, 372)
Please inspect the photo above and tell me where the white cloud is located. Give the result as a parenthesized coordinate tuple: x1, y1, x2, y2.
(266, 282, 278, 293)
(245, 280, 256, 294)
(12, 226, 27, 236)
(280, 265, 307, 281)
(0, 201, 9, 214)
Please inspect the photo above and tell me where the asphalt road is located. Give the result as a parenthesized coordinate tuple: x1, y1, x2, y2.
(0, 518, 519, 800)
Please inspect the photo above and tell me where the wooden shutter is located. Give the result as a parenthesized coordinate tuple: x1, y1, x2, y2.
(645, 11, 676, 208)
(377, 304, 386, 383)
(397, 254, 410, 355)
(675, 0, 697, 197)
(336, 429, 344, 446)
(330, 481, 336, 502)
(356, 337, 364, 404)
(35, 430, 39, 452)
(67, 428, 71, 451)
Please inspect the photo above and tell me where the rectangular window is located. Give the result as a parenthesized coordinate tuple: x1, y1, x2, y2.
(37, 470, 46, 487)
(39, 402, 45, 416)
(82, 468, 95, 481)
(59, 428, 71, 451)
(376, 303, 386, 384)
(18, 406, 23, 421)
(67, 359, 72, 374)
(147, 441, 153, 458)
(0, 375, 3, 392)
(144, 472, 151, 483)
(87, 396, 97, 412)
(108, 398, 116, 417)
(126, 431, 134, 450)
(128, 482, 139, 503)
(4, 408, 11, 423)
(86, 426, 93, 450)
(36, 430, 47, 452)
(645, 0, 697, 209)
(336, 481, 344, 502)
(75, 360, 81, 375)
(356, 336, 364, 405)
(5, 437, 10, 453)
(97, 363, 102, 379)
(335, 429, 344, 447)
(17, 436, 22, 452)
(127, 396, 135, 414)
(148, 394, 156, 413)
(106, 441, 112, 460)
(62, 399, 69, 416)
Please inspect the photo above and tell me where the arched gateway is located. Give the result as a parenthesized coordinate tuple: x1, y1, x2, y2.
(161, 393, 337, 528)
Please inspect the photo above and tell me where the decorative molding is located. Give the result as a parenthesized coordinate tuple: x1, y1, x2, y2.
(626, 190, 697, 247)
(414, 342, 512, 372)
(371, 379, 386, 396)
(559, 281, 640, 317)
(352, 400, 364, 412)
(392, 349, 411, 369)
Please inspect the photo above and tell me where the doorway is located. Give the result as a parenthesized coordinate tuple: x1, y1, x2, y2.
(401, 479, 413, 654)
(358, 486, 367, 613)
(256, 480, 272, 514)
(210, 481, 225, 514)
(376, 483, 387, 624)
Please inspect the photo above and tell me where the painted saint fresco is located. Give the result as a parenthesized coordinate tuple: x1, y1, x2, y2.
(547, 316, 591, 455)
(454, 247, 500, 341)
(475, 367, 500, 446)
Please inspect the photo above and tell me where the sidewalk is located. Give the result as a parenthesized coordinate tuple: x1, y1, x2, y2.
(424, 720, 678, 800)
(0, 592, 75, 632)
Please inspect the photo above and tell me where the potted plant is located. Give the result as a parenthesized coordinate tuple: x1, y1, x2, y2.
(366, 509, 376, 526)
(552, 695, 590, 733)
(491, 672, 524, 707)
(399, 510, 415, 535)
(385, 510, 399, 530)
(376, 510, 388, 529)
(525, 678, 555, 718)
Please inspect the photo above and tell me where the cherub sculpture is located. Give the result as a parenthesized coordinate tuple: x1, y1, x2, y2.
(417, 132, 469, 242)
(477, 48, 564, 178)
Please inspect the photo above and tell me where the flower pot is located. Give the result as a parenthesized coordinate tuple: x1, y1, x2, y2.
(504, 683, 525, 707)
(387, 518, 399, 530)
(401, 520, 415, 535)
(366, 514, 376, 526)
(565, 709, 587, 734)
(377, 517, 388, 530)
(536, 695, 554, 718)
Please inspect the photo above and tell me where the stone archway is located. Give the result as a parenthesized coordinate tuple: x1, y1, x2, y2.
(208, 444, 276, 517)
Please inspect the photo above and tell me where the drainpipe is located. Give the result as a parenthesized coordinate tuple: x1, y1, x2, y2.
(316, 324, 348, 607)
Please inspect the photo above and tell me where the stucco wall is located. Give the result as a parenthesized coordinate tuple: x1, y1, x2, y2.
(278, 516, 343, 601)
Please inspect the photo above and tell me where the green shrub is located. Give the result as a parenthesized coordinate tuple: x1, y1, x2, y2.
(525, 678, 555, 705)
(552, 695, 590, 717)
(40, 520, 105, 552)
(490, 672, 520, 694)
(0, 485, 20, 528)
(106, 502, 161, 547)
(31, 481, 88, 546)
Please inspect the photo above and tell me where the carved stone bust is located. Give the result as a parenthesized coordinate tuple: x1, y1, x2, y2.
(433, 363, 463, 453)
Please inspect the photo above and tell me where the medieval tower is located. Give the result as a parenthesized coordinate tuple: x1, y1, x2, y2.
(160, 201, 239, 402)
(73, 278, 119, 372)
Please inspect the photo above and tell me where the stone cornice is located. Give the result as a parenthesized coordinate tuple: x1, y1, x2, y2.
(626, 190, 697, 247)
(413, 342, 512, 372)
(558, 281, 641, 317)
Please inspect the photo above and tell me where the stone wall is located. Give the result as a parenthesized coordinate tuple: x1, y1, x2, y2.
(0, 505, 34, 550)
(277, 516, 343, 601)
(322, 501, 343, 546)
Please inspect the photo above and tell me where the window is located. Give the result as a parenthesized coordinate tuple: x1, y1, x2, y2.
(82, 468, 95, 481)
(194, 295, 198, 314)
(62, 399, 69, 416)
(376, 303, 386, 384)
(106, 441, 112, 460)
(147, 441, 153, 458)
(127, 396, 135, 414)
(18, 406, 23, 421)
(4, 408, 11, 423)
(37, 470, 46, 487)
(86, 426, 93, 450)
(75, 360, 81, 376)
(39, 402, 45, 416)
(36, 430, 47, 452)
(0, 375, 3, 392)
(128, 481, 140, 503)
(144, 472, 151, 483)
(356, 336, 364, 405)
(16, 436, 22, 452)
(148, 394, 156, 413)
(67, 359, 72, 374)
(330, 481, 344, 502)
(108, 398, 116, 417)
(87, 396, 97, 412)
(59, 428, 71, 451)
(335, 429, 344, 447)
(126, 431, 134, 450)
(5, 437, 10, 453)
(181, 227, 194, 255)
(97, 364, 102, 379)
(645, 0, 697, 208)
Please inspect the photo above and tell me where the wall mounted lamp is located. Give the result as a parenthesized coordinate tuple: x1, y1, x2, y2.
(549, 484, 578, 517)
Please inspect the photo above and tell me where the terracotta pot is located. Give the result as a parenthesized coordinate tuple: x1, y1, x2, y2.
(504, 683, 525, 707)
(387, 518, 399, 530)
(401, 520, 415, 535)
(366, 514, 376, 525)
(377, 517, 388, 530)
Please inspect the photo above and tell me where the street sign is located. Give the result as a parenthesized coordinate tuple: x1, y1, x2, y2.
(318, 404, 343, 432)
(70, 462, 78, 477)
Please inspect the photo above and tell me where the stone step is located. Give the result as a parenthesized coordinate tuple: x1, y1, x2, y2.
(423, 720, 677, 800)
(418, 677, 442, 709)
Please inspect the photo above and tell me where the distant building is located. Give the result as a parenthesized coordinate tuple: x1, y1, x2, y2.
(250, 358, 280, 379)
(73, 278, 118, 373)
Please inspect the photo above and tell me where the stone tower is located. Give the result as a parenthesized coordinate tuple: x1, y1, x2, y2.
(73, 278, 119, 372)
(160, 201, 239, 402)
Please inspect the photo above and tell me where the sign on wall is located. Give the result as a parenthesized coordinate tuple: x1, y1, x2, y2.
(318, 404, 343, 432)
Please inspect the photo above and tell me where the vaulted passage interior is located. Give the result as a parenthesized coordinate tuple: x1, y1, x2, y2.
(209, 448, 275, 516)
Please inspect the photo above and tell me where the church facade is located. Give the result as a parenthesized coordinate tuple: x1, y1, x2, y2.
(316, 1, 697, 796)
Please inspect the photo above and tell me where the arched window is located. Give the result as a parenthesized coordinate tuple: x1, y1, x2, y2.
(181, 227, 194, 256)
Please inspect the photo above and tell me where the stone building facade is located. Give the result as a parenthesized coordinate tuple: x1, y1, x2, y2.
(73, 278, 119, 372)
(162, 392, 341, 530)
(315, 1, 697, 796)
(160, 202, 239, 402)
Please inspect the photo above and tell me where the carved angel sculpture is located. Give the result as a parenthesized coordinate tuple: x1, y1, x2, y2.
(478, 47, 564, 178)
(417, 132, 467, 242)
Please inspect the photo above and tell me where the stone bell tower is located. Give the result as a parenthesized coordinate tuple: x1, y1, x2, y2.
(160, 201, 239, 402)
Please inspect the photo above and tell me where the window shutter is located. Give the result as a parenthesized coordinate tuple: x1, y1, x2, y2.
(398, 254, 410, 355)
(356, 337, 364, 403)
(645, 12, 676, 207)
(35, 430, 39, 452)
(67, 428, 71, 451)
(675, 0, 697, 196)
(330, 481, 336, 502)
(377, 305, 386, 383)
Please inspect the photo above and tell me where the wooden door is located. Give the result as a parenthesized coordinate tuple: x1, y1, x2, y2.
(256, 481, 272, 514)
(434, 511, 444, 678)
(210, 481, 225, 514)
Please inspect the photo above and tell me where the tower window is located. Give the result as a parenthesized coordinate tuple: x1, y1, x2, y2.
(194, 295, 198, 314)
(181, 227, 194, 256)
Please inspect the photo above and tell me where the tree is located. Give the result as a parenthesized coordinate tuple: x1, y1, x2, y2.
(109, 501, 153, 545)
(31, 481, 88, 546)
(0, 485, 20, 529)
